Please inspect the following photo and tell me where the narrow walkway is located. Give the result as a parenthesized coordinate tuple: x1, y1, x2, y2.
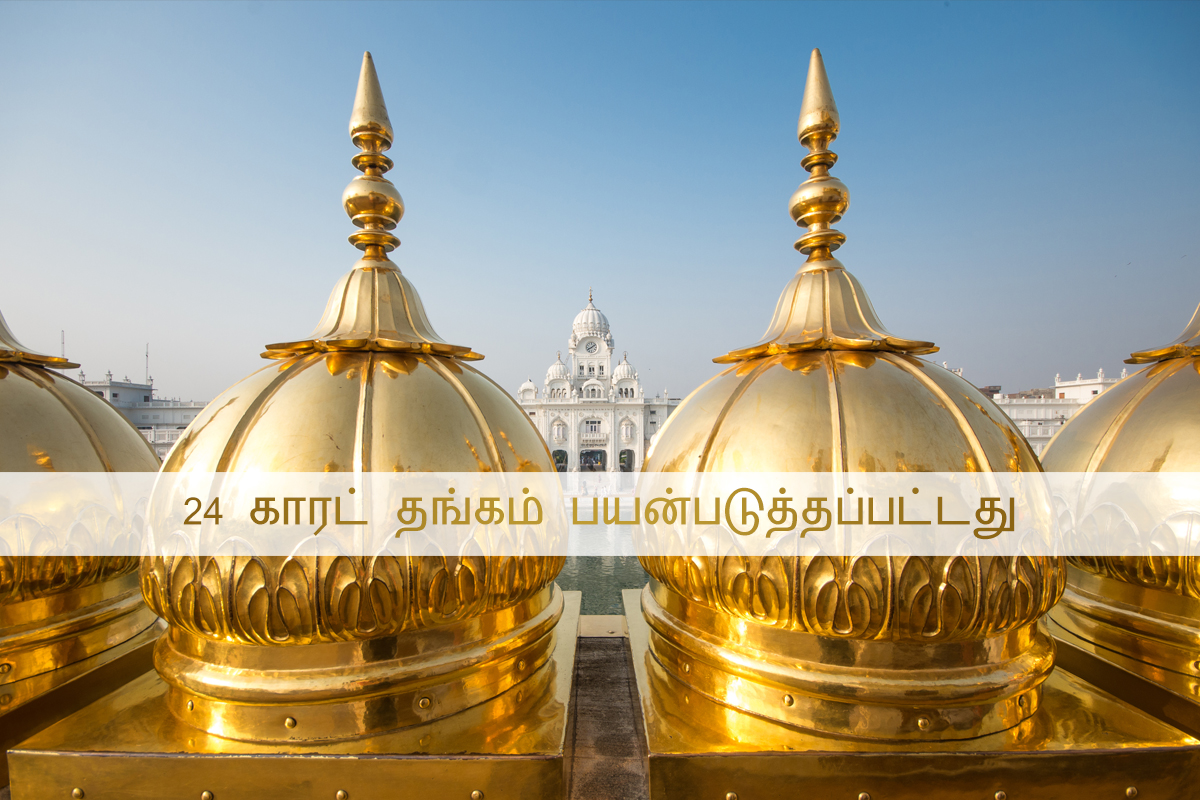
(568, 636, 649, 800)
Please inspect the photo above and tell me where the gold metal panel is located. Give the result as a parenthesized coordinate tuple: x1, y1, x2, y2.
(624, 589, 1200, 799)
(0, 621, 160, 787)
(8, 592, 581, 800)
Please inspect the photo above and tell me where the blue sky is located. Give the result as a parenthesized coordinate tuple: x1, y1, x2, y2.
(1, 1, 1197, 402)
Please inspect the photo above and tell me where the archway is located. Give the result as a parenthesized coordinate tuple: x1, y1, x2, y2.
(580, 450, 607, 472)
(619, 449, 635, 472)
(552, 450, 568, 472)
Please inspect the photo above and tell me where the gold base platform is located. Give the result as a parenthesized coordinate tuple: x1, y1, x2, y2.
(623, 588, 1200, 800)
(8, 591, 581, 800)
(1050, 609, 1200, 740)
(1, 620, 162, 788)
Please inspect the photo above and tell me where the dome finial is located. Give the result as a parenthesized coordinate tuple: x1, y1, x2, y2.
(0, 308, 78, 369)
(714, 48, 936, 364)
(261, 54, 480, 361)
(790, 49, 848, 261)
(588, 287, 593, 303)
(344, 52, 403, 261)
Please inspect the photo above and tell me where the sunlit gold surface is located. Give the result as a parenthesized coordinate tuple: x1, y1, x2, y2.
(624, 590, 1200, 799)
(639, 49, 1058, 744)
(1044, 302, 1200, 733)
(129, 51, 564, 747)
(0, 310, 161, 785)
(9, 592, 580, 799)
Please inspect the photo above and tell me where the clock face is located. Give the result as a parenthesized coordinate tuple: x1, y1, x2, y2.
(585, 341, 598, 354)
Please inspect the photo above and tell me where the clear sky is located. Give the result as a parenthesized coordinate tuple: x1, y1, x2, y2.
(1, 1, 1197, 403)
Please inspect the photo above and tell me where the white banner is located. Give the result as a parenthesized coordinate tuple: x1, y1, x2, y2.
(0, 472, 1196, 558)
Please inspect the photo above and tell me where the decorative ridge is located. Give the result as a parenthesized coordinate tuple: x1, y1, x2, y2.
(716, 49, 935, 365)
(1126, 301, 1200, 364)
(263, 52, 480, 361)
(0, 308, 78, 369)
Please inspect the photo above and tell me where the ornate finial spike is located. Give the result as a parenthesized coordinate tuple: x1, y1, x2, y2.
(350, 52, 394, 147)
(588, 287, 593, 303)
(714, 47, 936, 364)
(789, 48, 849, 261)
(343, 52, 404, 260)
(798, 49, 839, 146)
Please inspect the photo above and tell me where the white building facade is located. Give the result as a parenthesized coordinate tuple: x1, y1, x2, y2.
(518, 294, 680, 472)
(81, 372, 209, 460)
(992, 368, 1124, 456)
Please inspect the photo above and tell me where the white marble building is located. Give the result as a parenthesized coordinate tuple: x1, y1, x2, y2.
(992, 368, 1124, 456)
(81, 372, 208, 459)
(518, 293, 680, 472)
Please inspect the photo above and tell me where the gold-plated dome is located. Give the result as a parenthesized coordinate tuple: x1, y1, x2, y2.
(639, 49, 1060, 742)
(141, 53, 561, 744)
(0, 310, 159, 699)
(1045, 302, 1200, 701)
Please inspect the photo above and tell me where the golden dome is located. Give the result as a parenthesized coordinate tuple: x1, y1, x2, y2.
(0, 309, 159, 691)
(1042, 303, 1200, 472)
(141, 53, 561, 744)
(639, 49, 1061, 742)
(1044, 303, 1200, 687)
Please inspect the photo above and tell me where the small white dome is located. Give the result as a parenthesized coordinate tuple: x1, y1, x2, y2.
(572, 290, 609, 337)
(519, 377, 537, 393)
(546, 352, 570, 382)
(612, 352, 636, 381)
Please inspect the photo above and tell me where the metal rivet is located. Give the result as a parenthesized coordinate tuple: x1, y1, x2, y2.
(336, 792, 349, 800)
(783, 694, 795, 707)
(917, 716, 932, 731)
(726, 793, 738, 800)
(186, 700, 195, 711)
(1017, 695, 1026, 708)
(683, 663, 691, 674)
(471, 792, 484, 800)
(284, 716, 297, 729)
(1126, 789, 1138, 799)
(858, 793, 871, 800)
(418, 696, 432, 709)
(995, 792, 1007, 800)
(518, 659, 527, 670)
(0, 662, 12, 674)
(201, 793, 214, 800)
(71, 790, 85, 800)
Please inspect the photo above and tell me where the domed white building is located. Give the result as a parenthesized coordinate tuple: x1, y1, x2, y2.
(517, 291, 680, 471)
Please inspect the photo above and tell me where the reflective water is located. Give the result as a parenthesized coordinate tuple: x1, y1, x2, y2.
(557, 556, 648, 615)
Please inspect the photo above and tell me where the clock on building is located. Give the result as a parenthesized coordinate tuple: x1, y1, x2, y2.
(584, 341, 598, 353)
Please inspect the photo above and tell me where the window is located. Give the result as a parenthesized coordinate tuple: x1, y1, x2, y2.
(143, 395, 150, 402)
(152, 414, 160, 420)
(585, 420, 600, 433)
(579, 365, 584, 375)
(529, 412, 535, 416)
(650, 409, 657, 415)
(588, 365, 595, 376)
(598, 365, 604, 376)
(112, 393, 119, 399)
(1092, 390, 1098, 395)
(94, 391, 103, 397)
(141, 414, 149, 420)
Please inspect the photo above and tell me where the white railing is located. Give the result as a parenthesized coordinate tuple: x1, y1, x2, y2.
(580, 433, 608, 446)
